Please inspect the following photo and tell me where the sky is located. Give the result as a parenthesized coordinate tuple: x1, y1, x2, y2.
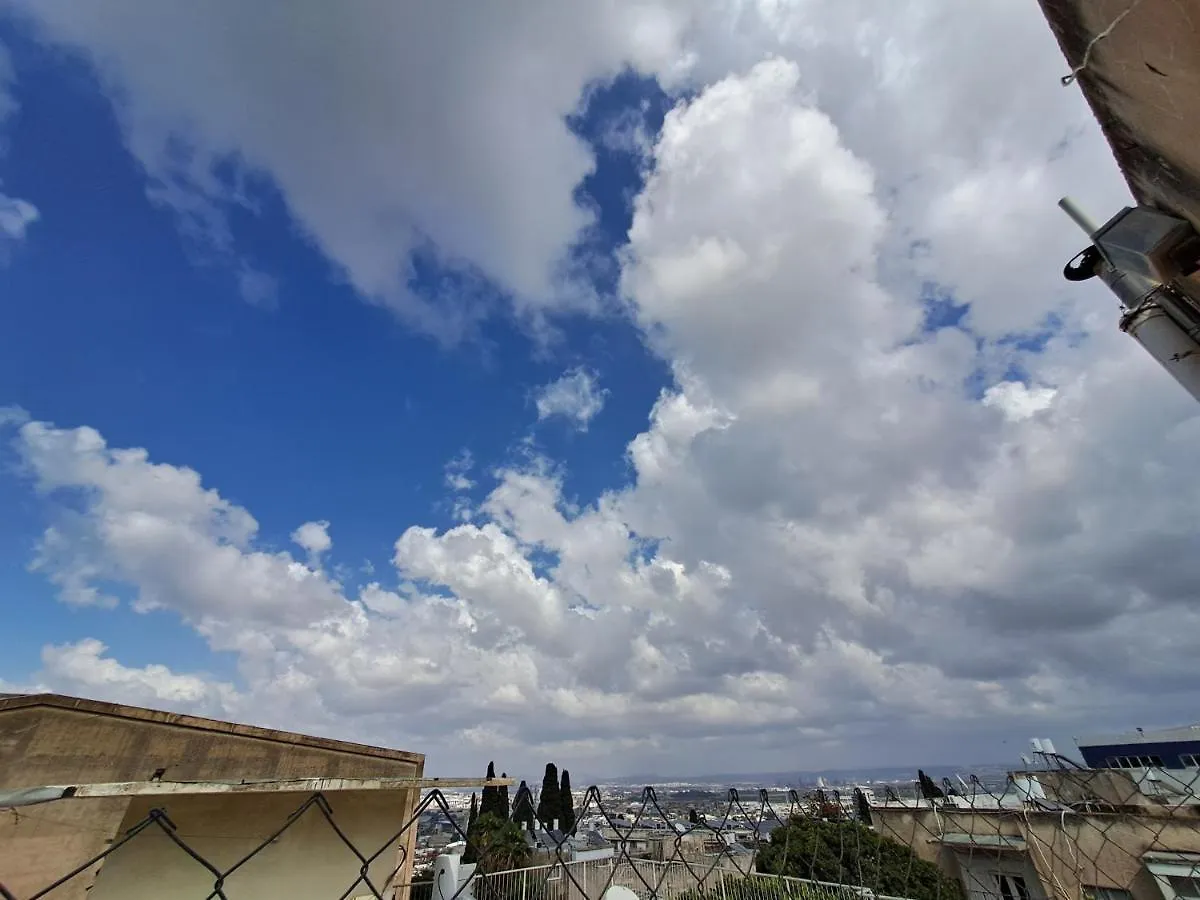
(1, 1, 1198, 782)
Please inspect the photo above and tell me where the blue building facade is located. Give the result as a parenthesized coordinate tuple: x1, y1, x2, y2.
(1077, 727, 1200, 770)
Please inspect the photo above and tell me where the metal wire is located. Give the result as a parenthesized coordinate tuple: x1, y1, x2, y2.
(4, 769, 1199, 900)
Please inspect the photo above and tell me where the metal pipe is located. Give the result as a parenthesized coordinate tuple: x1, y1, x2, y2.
(1059, 196, 1099, 237)
(1120, 295, 1200, 403)
(1097, 259, 1156, 309)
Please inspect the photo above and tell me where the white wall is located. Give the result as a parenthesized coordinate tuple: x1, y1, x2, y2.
(89, 789, 415, 900)
(433, 852, 477, 900)
(953, 850, 1047, 900)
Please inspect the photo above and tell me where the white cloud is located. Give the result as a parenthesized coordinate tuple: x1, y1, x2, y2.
(5, 1, 691, 338)
(0, 47, 37, 247)
(291, 520, 332, 569)
(983, 381, 1057, 422)
(534, 368, 608, 431)
(0, 191, 37, 241)
(41, 639, 241, 716)
(8, 1, 1200, 775)
(3, 1, 1129, 341)
(0, 42, 17, 124)
(0, 404, 30, 427)
(444, 449, 475, 492)
(236, 265, 278, 308)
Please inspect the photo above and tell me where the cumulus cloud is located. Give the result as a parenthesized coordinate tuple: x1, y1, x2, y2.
(534, 368, 608, 431)
(3, 0, 690, 337)
(291, 520, 332, 569)
(41, 639, 241, 716)
(7, 0, 1200, 775)
(983, 381, 1057, 422)
(2, 0, 1129, 341)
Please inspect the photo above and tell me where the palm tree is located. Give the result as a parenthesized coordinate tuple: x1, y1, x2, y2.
(472, 813, 531, 875)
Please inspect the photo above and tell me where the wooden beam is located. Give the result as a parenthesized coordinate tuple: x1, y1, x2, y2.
(3, 777, 514, 806)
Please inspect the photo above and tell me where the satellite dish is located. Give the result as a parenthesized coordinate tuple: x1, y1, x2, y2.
(604, 888, 639, 900)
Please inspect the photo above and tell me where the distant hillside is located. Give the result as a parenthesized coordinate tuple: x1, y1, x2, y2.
(592, 763, 1012, 788)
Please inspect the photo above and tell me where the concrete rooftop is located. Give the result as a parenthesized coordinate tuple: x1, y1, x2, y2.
(1039, 0, 1200, 227)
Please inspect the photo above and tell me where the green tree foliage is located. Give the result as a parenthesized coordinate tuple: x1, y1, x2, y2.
(558, 769, 576, 834)
(688, 809, 699, 824)
(499, 772, 511, 820)
(536, 762, 560, 830)
(678, 874, 843, 900)
(512, 780, 536, 831)
(755, 817, 964, 900)
(464, 792, 480, 864)
(470, 813, 532, 875)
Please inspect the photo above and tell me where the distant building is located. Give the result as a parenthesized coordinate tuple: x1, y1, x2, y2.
(1078, 727, 1200, 794)
(872, 733, 1200, 900)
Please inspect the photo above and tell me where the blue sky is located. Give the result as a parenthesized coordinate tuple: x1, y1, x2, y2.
(1, 3, 1197, 779)
(0, 25, 668, 682)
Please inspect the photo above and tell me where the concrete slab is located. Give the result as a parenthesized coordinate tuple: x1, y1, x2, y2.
(1039, 0, 1200, 227)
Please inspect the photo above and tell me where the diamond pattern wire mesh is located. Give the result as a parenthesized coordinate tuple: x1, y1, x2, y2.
(4, 768, 1200, 900)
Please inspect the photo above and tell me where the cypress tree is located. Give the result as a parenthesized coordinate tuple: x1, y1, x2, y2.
(481, 761, 499, 817)
(500, 772, 511, 820)
(688, 809, 699, 824)
(536, 762, 560, 830)
(463, 793, 479, 863)
(559, 769, 576, 834)
(513, 780, 536, 831)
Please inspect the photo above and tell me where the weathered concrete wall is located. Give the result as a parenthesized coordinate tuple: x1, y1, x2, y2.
(0, 797, 131, 900)
(89, 790, 413, 900)
(1038, 0, 1200, 229)
(873, 803, 1200, 900)
(0, 698, 423, 900)
(0, 701, 422, 787)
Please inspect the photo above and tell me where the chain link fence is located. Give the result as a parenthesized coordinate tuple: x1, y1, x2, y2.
(868, 765, 1200, 900)
(4, 766, 1199, 900)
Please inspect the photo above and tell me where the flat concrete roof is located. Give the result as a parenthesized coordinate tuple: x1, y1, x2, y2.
(1077, 724, 1200, 747)
(938, 832, 1028, 850)
(1039, 0, 1200, 228)
(0, 693, 423, 767)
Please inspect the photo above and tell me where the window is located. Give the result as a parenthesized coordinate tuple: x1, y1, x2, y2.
(1168, 877, 1200, 900)
(1144, 853, 1200, 900)
(1180, 755, 1200, 769)
(995, 874, 1030, 900)
(1085, 887, 1133, 900)
(1109, 755, 1165, 769)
